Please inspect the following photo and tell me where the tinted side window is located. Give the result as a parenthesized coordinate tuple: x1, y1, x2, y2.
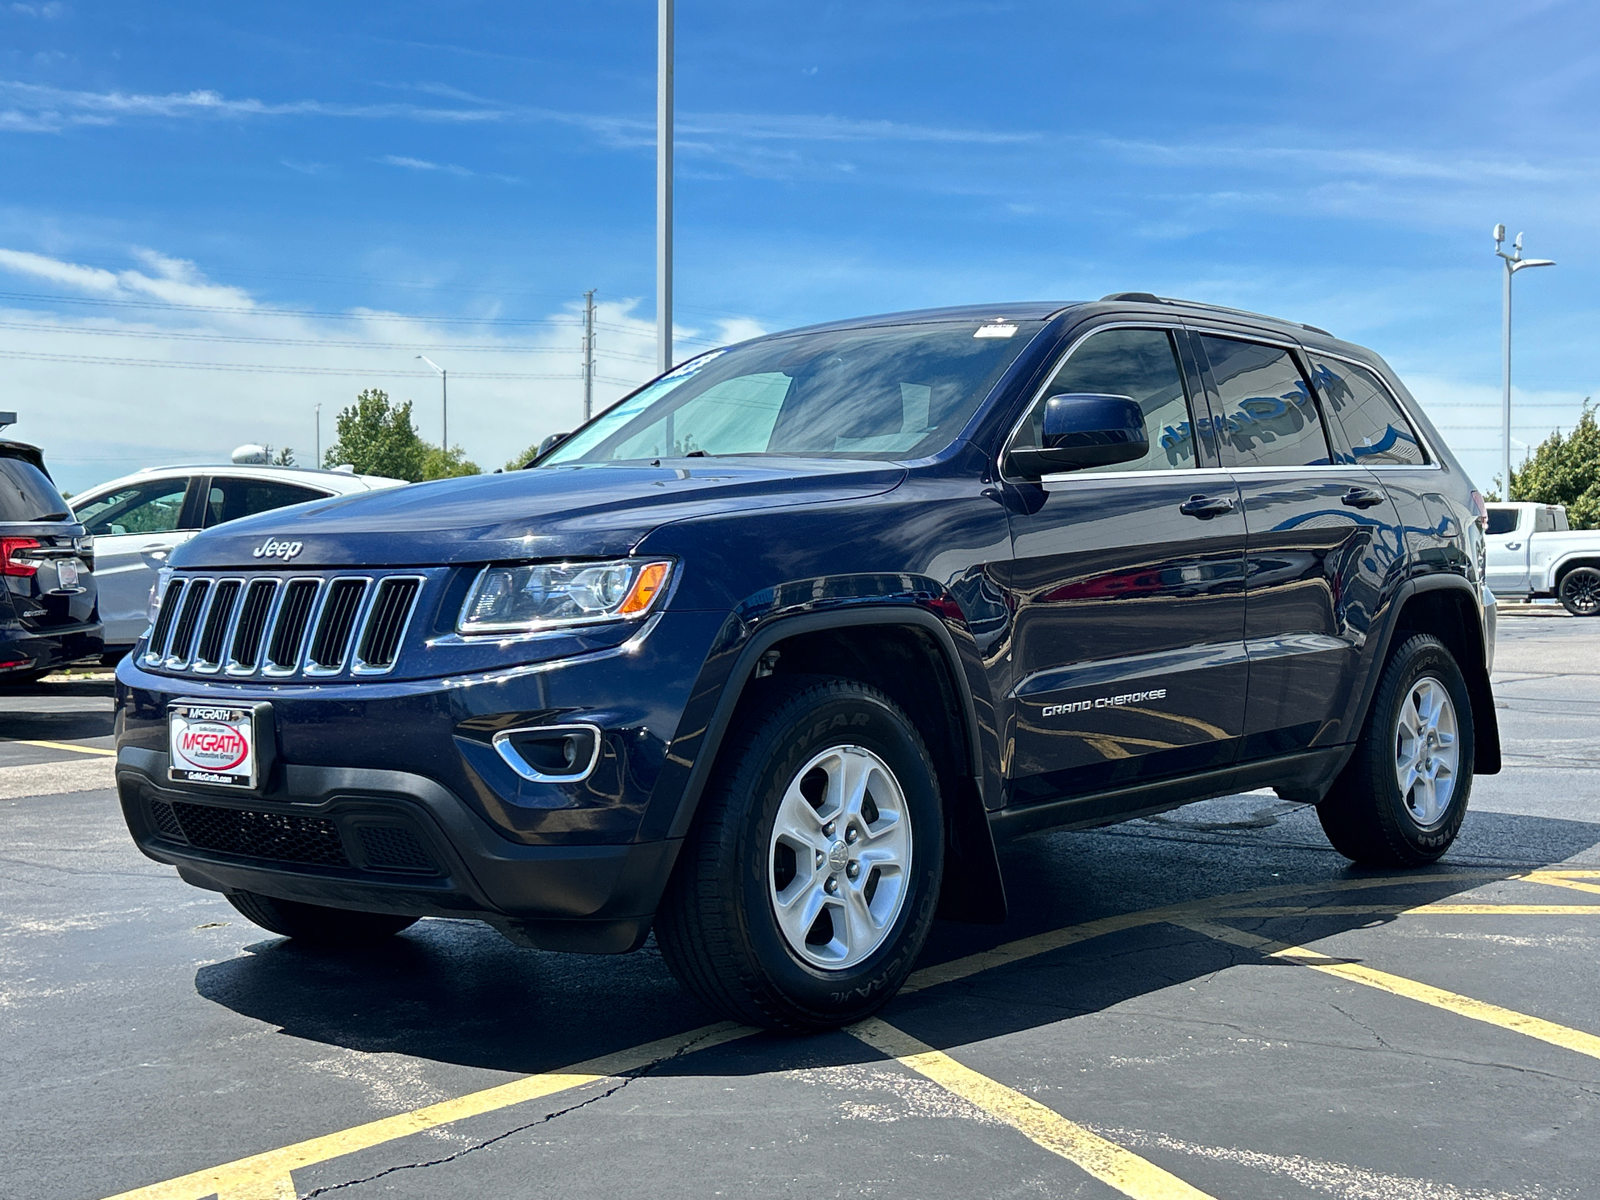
(205, 479, 328, 527)
(1534, 508, 1556, 533)
(1013, 327, 1197, 472)
(1199, 336, 1330, 468)
(1485, 508, 1520, 536)
(74, 479, 189, 535)
(0, 457, 70, 523)
(1308, 357, 1426, 466)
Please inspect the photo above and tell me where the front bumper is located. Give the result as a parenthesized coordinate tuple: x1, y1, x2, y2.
(113, 609, 732, 952)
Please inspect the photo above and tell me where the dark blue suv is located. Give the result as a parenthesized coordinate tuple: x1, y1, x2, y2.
(114, 296, 1500, 1029)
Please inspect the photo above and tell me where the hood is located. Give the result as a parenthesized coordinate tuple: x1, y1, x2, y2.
(170, 459, 906, 569)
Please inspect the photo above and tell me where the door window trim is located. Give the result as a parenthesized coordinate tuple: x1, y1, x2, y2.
(998, 321, 1209, 485)
(1302, 347, 1442, 471)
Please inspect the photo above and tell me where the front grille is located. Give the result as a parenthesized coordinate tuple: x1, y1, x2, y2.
(265, 580, 320, 672)
(357, 825, 438, 875)
(148, 798, 185, 842)
(355, 577, 421, 671)
(166, 580, 210, 664)
(194, 579, 241, 669)
(229, 579, 278, 671)
(142, 570, 426, 680)
(171, 802, 350, 867)
(307, 579, 368, 672)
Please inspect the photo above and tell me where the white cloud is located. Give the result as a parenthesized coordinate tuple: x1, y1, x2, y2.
(380, 154, 474, 178)
(0, 247, 745, 490)
(10, 2, 66, 16)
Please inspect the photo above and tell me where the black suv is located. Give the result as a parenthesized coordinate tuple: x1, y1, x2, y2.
(1, 436, 101, 683)
(113, 296, 1499, 1029)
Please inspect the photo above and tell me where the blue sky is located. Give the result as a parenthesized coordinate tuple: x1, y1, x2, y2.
(2, 0, 1597, 492)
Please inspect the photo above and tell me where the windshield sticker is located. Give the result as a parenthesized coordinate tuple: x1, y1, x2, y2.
(974, 322, 1019, 339)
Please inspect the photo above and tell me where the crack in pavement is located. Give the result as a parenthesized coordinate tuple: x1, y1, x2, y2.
(295, 1026, 727, 1198)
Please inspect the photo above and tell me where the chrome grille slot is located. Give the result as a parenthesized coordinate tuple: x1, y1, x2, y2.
(193, 580, 241, 670)
(306, 579, 369, 673)
(165, 580, 210, 666)
(264, 579, 321, 673)
(144, 578, 185, 662)
(354, 576, 422, 673)
(228, 578, 279, 673)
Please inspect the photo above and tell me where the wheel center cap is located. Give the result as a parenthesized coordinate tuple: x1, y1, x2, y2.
(828, 841, 849, 869)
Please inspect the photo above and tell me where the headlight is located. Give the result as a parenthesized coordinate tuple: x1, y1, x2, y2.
(458, 559, 672, 634)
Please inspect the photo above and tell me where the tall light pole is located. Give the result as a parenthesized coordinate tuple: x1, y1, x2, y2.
(1493, 225, 1555, 500)
(657, 0, 673, 375)
(582, 288, 597, 422)
(314, 402, 321, 466)
(416, 355, 448, 450)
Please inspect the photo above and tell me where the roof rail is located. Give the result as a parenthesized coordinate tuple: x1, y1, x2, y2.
(1098, 293, 1330, 337)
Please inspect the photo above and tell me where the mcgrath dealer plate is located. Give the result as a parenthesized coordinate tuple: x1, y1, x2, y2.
(169, 700, 259, 789)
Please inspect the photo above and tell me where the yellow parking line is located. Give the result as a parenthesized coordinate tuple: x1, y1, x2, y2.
(99, 868, 1547, 1200)
(1210, 903, 1600, 917)
(101, 1022, 751, 1200)
(850, 1017, 1215, 1200)
(1526, 873, 1600, 898)
(1179, 919, 1600, 1063)
(15, 739, 116, 757)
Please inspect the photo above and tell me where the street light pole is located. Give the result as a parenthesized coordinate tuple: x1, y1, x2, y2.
(582, 288, 596, 423)
(416, 355, 448, 450)
(1493, 225, 1556, 501)
(314, 402, 321, 466)
(657, 0, 673, 375)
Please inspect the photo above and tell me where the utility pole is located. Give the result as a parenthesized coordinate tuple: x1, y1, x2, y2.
(657, 0, 673, 375)
(416, 355, 448, 450)
(582, 288, 596, 423)
(314, 403, 321, 466)
(1493, 225, 1556, 501)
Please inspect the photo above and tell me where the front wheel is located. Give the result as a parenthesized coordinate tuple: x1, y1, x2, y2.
(655, 676, 944, 1031)
(226, 891, 418, 944)
(1558, 566, 1600, 617)
(1318, 634, 1475, 866)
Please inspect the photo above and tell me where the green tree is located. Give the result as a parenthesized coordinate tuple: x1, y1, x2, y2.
(504, 441, 544, 472)
(421, 444, 482, 480)
(273, 446, 296, 467)
(323, 389, 428, 481)
(1510, 400, 1600, 529)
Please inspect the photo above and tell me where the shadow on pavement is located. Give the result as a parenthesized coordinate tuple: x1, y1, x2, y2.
(193, 807, 1600, 1079)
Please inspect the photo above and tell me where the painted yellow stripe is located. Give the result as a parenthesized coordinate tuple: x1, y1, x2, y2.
(1179, 919, 1600, 1063)
(101, 1022, 751, 1200)
(1526, 874, 1600, 898)
(16, 738, 116, 757)
(850, 1017, 1215, 1200)
(1211, 903, 1600, 917)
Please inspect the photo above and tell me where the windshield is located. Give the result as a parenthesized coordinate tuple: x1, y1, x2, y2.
(543, 319, 1047, 465)
(0, 456, 71, 523)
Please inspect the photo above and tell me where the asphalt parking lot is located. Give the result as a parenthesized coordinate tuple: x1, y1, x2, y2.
(3, 616, 1598, 1200)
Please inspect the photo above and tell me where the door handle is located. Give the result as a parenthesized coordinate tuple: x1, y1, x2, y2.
(1506, 541, 1521, 551)
(1340, 486, 1386, 509)
(1179, 494, 1237, 519)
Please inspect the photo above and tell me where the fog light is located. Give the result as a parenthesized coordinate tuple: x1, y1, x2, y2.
(491, 723, 603, 783)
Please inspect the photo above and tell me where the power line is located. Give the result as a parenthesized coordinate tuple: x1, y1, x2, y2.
(0, 349, 581, 379)
(0, 291, 585, 327)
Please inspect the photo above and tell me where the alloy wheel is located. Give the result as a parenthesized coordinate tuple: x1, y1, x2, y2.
(1393, 675, 1459, 827)
(767, 744, 912, 970)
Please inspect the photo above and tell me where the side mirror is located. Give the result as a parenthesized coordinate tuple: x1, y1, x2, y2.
(1006, 393, 1147, 479)
(535, 432, 570, 462)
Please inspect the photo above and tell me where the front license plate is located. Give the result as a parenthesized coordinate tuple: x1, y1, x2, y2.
(169, 701, 258, 789)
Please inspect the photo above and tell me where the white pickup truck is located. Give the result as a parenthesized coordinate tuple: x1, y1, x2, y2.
(1485, 502, 1600, 615)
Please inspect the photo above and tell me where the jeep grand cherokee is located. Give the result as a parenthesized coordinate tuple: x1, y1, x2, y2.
(113, 295, 1499, 1030)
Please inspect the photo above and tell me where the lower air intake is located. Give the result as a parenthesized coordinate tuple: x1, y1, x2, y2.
(171, 802, 350, 868)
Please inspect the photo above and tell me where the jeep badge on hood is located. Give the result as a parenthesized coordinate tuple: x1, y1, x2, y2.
(252, 538, 303, 561)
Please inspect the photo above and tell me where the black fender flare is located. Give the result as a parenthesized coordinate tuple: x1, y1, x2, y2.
(660, 604, 1007, 922)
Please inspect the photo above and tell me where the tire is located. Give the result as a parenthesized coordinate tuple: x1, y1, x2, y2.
(1558, 566, 1600, 617)
(655, 676, 944, 1031)
(226, 891, 418, 944)
(1318, 633, 1475, 867)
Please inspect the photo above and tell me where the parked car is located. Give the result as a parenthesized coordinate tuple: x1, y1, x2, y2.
(113, 295, 1499, 1030)
(1, 438, 101, 683)
(72, 462, 404, 656)
(1485, 502, 1600, 615)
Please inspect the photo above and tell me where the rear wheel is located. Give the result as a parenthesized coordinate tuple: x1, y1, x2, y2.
(1558, 566, 1600, 617)
(1318, 634, 1474, 866)
(226, 891, 418, 944)
(656, 676, 944, 1031)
